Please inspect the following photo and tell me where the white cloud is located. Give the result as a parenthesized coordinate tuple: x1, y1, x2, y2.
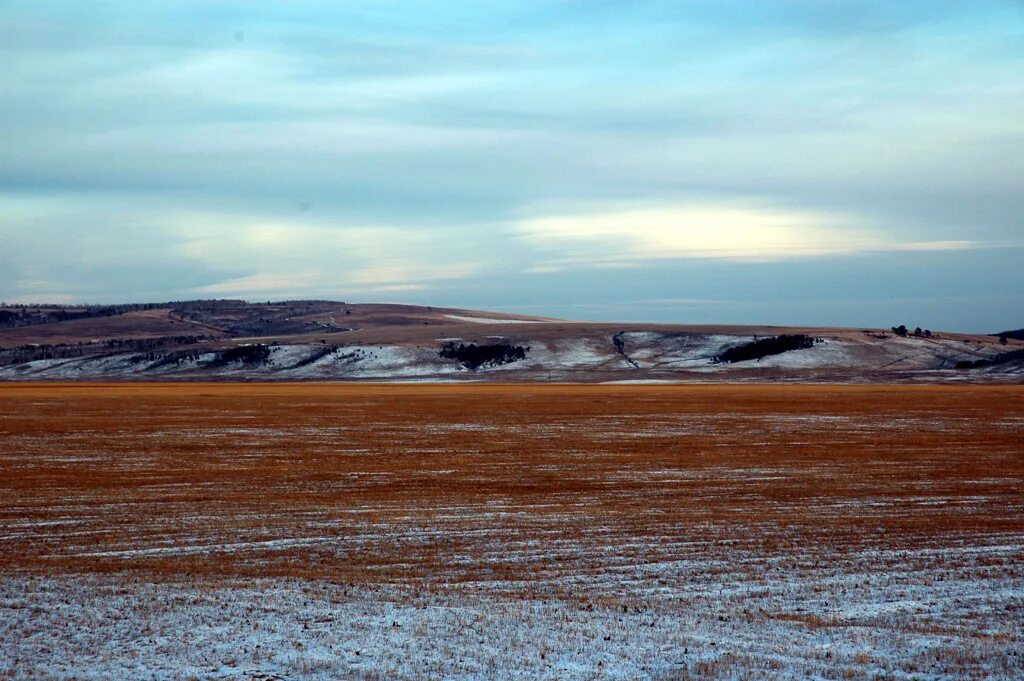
(515, 201, 974, 265)
(887, 240, 975, 252)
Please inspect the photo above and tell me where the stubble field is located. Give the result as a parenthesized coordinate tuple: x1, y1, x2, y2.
(1, 383, 1022, 679)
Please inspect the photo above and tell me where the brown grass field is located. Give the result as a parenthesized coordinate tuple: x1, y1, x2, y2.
(2, 382, 1023, 679)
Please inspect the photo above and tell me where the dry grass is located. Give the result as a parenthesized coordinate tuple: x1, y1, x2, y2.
(2, 383, 1022, 582)
(0, 309, 225, 345)
(1, 383, 1022, 679)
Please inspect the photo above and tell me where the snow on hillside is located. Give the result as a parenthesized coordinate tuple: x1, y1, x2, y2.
(444, 314, 543, 324)
(490, 338, 614, 372)
(0, 332, 1011, 381)
(618, 332, 754, 369)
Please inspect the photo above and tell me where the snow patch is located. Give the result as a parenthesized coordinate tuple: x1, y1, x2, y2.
(445, 315, 542, 324)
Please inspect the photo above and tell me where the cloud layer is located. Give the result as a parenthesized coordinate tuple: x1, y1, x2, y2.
(1, 1, 1022, 329)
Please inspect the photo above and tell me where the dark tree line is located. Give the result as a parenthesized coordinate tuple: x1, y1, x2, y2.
(891, 325, 932, 338)
(207, 344, 272, 367)
(713, 335, 818, 364)
(439, 342, 529, 370)
(955, 348, 1024, 370)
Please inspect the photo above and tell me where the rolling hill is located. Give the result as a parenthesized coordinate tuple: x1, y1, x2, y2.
(0, 300, 1020, 382)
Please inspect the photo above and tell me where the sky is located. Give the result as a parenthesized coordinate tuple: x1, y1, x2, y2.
(1, 1, 1022, 331)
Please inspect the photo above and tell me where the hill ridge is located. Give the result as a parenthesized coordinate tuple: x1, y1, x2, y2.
(1, 300, 1021, 382)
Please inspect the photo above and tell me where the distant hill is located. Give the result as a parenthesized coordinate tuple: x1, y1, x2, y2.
(994, 328, 1024, 341)
(0, 300, 1020, 382)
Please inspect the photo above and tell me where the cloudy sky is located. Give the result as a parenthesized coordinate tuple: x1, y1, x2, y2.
(2, 1, 1022, 331)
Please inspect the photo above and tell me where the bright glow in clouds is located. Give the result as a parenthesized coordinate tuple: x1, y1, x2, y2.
(516, 203, 974, 265)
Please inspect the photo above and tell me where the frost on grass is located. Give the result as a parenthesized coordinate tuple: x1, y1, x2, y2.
(3, 539, 1022, 681)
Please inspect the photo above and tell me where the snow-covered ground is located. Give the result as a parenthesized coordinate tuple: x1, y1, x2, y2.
(2, 384, 1022, 679)
(444, 315, 544, 324)
(3, 536, 1021, 680)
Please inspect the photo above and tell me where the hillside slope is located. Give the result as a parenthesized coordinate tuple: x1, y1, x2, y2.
(0, 300, 1019, 382)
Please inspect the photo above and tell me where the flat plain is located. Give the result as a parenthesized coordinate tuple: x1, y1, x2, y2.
(2, 383, 1022, 679)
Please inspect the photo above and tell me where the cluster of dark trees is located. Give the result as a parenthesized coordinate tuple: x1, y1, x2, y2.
(713, 334, 817, 364)
(137, 343, 281, 370)
(207, 344, 273, 367)
(955, 348, 1024, 370)
(439, 342, 529, 370)
(891, 325, 932, 338)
